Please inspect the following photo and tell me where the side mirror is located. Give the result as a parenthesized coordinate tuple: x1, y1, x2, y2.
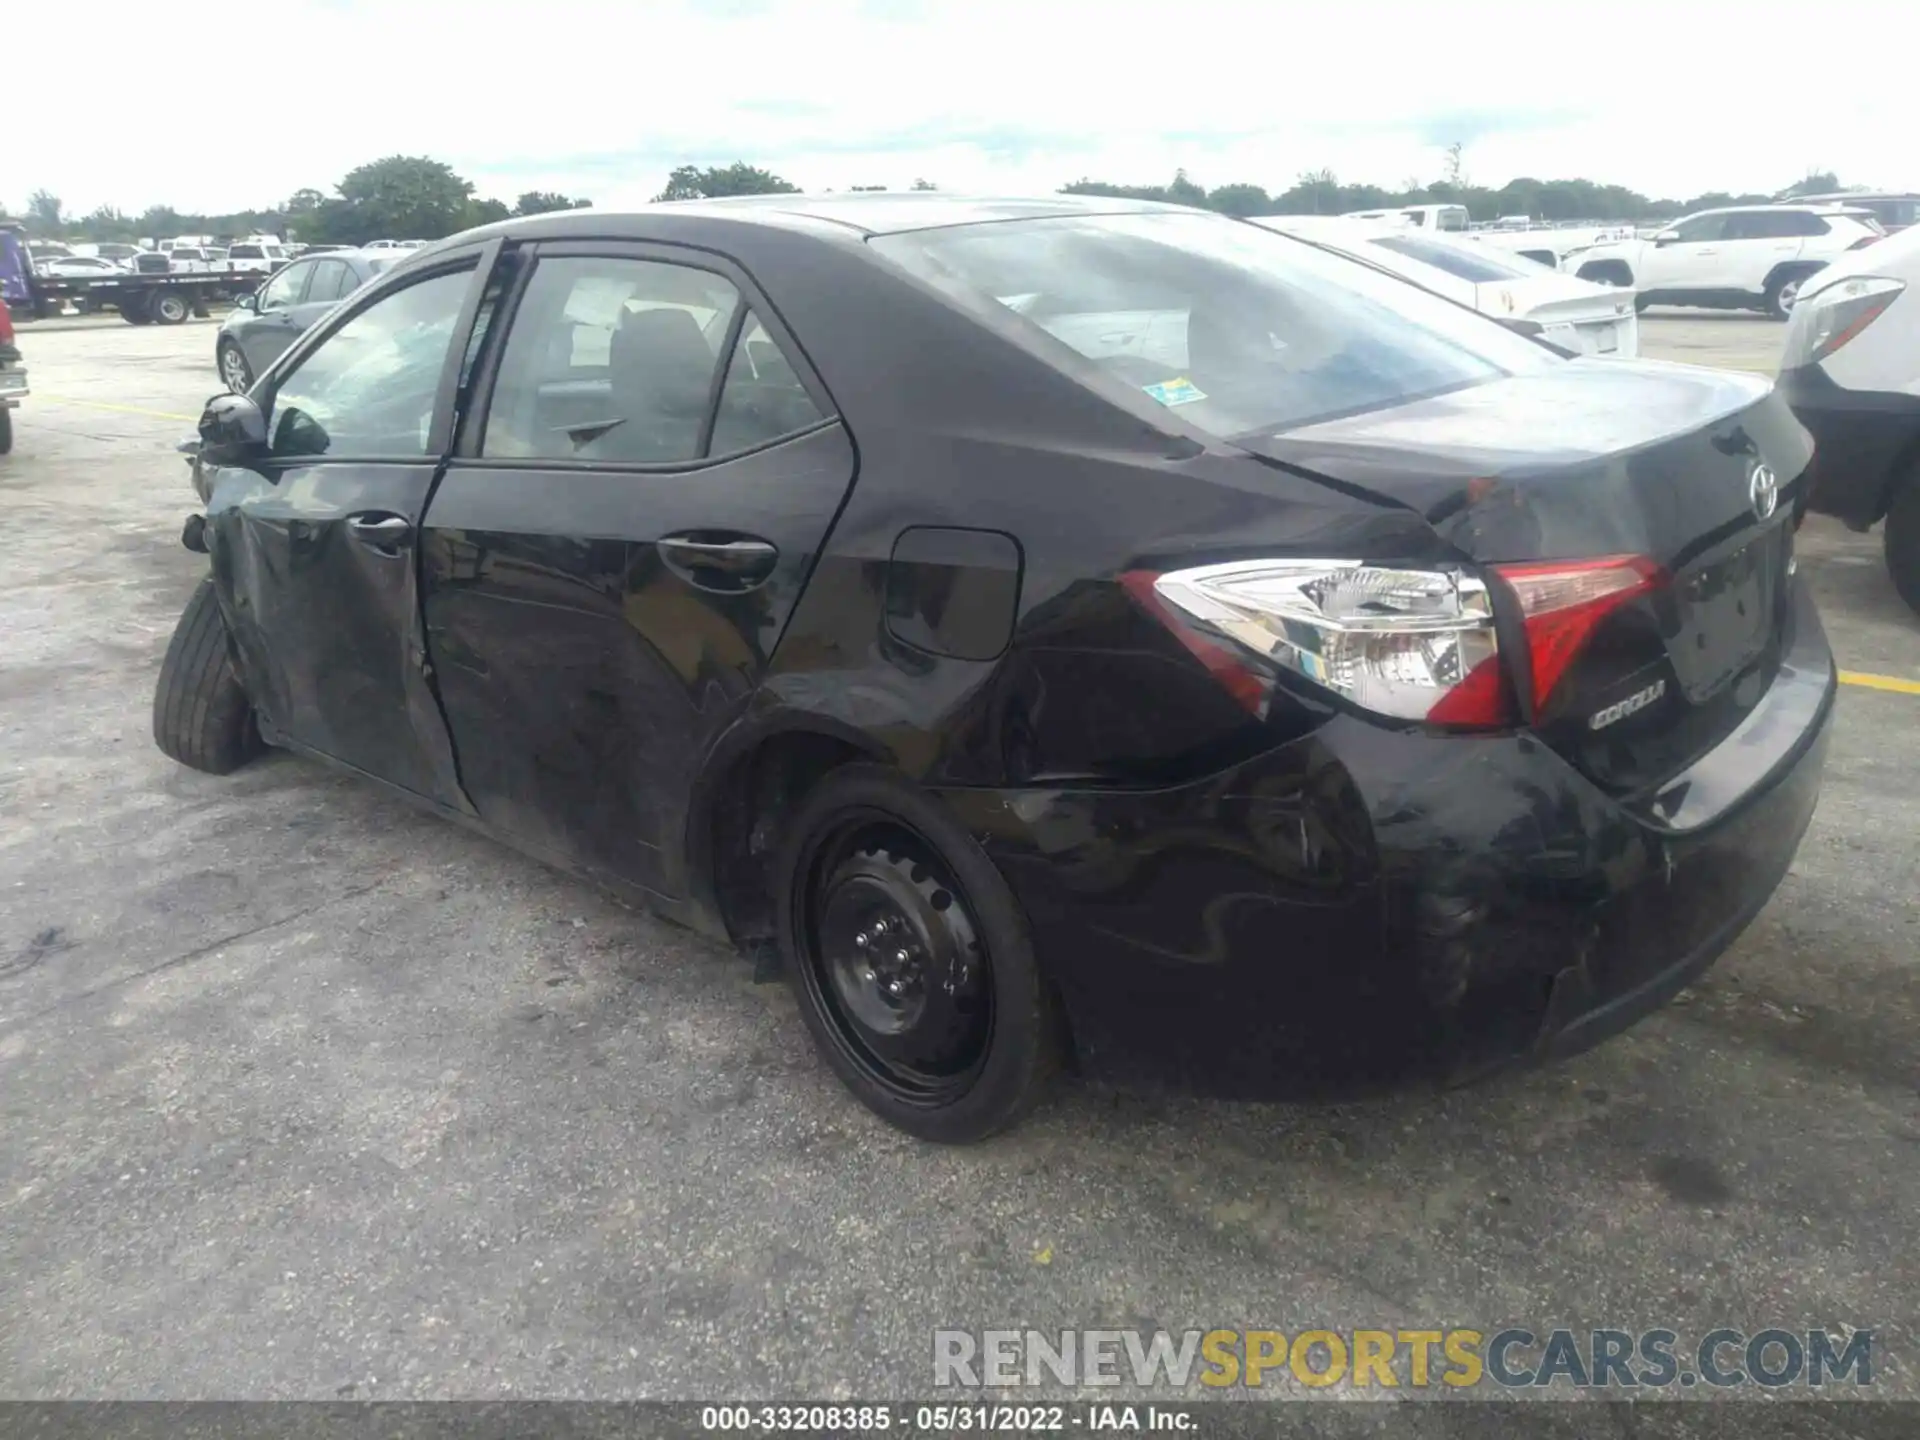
(1652, 230, 1680, 246)
(233, 290, 259, 312)
(198, 392, 270, 466)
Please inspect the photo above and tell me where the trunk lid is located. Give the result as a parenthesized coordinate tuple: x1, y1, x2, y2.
(1241, 359, 1815, 795)
(1479, 278, 1638, 357)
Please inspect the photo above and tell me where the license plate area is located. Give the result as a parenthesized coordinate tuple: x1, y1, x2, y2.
(1669, 532, 1776, 701)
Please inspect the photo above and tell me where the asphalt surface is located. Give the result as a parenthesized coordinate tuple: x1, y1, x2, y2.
(1, 313, 1916, 1407)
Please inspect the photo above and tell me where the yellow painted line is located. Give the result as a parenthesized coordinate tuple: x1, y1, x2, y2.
(38, 394, 195, 423)
(1840, 670, 1920, 696)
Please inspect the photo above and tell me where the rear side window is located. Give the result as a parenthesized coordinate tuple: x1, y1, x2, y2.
(482, 255, 742, 464)
(709, 315, 827, 455)
(304, 260, 352, 305)
(1730, 211, 1826, 239)
(872, 211, 1554, 440)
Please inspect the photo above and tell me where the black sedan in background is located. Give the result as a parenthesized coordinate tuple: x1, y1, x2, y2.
(215, 248, 401, 391)
(162, 195, 1834, 1142)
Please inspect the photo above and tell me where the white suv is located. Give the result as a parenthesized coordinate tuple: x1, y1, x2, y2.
(1567, 204, 1883, 319)
(1775, 222, 1920, 613)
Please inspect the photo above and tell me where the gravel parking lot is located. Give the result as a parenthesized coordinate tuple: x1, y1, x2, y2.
(2, 313, 1916, 1404)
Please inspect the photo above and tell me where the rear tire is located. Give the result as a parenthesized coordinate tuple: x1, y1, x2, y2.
(121, 293, 153, 325)
(1885, 477, 1920, 617)
(150, 291, 191, 325)
(0, 406, 12, 455)
(1767, 271, 1808, 321)
(775, 764, 1061, 1143)
(152, 579, 264, 775)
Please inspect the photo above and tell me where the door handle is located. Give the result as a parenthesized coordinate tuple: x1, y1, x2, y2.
(657, 533, 779, 592)
(347, 512, 413, 553)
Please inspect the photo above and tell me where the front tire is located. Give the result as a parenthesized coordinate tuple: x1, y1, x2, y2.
(152, 579, 264, 775)
(776, 765, 1061, 1142)
(217, 338, 253, 392)
(1767, 272, 1807, 321)
(1885, 477, 1920, 616)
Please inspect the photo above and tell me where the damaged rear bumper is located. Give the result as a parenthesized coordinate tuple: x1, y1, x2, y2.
(936, 587, 1836, 1099)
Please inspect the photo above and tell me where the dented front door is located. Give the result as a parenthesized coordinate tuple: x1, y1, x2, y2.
(207, 246, 500, 809)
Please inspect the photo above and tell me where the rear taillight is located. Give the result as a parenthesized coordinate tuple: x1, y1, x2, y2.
(0, 297, 13, 345)
(1129, 561, 1513, 728)
(1134, 555, 1665, 730)
(1490, 555, 1662, 711)
(1791, 276, 1905, 365)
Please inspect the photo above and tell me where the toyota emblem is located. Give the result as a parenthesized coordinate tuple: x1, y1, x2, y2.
(1749, 463, 1779, 521)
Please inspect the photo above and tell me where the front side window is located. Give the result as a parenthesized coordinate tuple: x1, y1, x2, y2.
(267, 267, 473, 460)
(257, 263, 310, 311)
(872, 211, 1555, 439)
(1670, 214, 1728, 243)
(482, 256, 740, 464)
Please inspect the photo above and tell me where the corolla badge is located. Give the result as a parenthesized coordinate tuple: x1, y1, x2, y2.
(1748, 462, 1779, 521)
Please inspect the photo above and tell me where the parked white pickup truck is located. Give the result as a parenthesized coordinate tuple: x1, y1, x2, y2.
(224, 241, 289, 277)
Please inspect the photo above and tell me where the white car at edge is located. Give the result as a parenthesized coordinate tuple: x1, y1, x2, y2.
(1565, 203, 1883, 319)
(1252, 216, 1638, 358)
(1775, 221, 1920, 612)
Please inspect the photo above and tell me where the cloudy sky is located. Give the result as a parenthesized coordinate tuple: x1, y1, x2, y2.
(13, 0, 1909, 217)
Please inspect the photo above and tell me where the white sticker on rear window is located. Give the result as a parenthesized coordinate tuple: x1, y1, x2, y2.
(1143, 376, 1206, 407)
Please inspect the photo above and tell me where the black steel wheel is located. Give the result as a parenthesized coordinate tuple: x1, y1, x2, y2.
(808, 825, 993, 1099)
(777, 766, 1061, 1142)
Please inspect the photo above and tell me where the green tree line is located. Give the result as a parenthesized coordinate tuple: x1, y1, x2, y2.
(7, 154, 1863, 244)
(1060, 167, 1856, 222)
(8, 158, 593, 246)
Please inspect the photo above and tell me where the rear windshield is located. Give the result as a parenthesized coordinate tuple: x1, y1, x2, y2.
(1371, 233, 1546, 283)
(870, 211, 1556, 438)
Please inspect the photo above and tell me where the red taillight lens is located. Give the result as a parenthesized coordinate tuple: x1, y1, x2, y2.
(0, 297, 14, 345)
(1492, 555, 1662, 712)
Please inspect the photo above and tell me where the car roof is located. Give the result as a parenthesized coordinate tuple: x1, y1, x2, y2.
(484, 192, 1194, 242)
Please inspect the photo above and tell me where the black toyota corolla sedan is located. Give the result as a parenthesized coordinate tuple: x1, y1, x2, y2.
(161, 194, 1834, 1142)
